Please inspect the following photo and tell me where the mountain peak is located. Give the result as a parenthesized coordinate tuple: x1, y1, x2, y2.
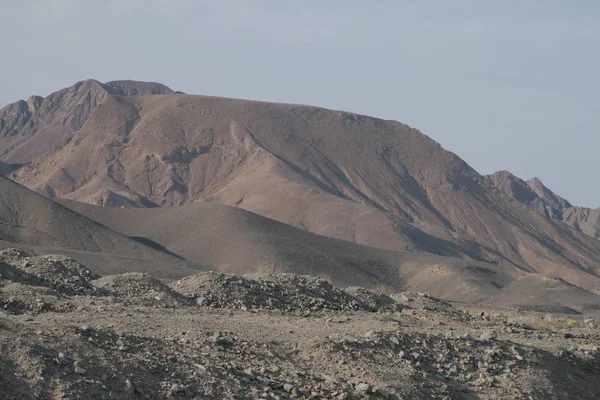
(487, 170, 539, 205)
(526, 177, 545, 192)
(526, 177, 572, 209)
(103, 80, 174, 96)
(488, 170, 574, 222)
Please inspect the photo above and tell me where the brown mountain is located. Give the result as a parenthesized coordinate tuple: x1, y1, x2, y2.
(0, 169, 536, 308)
(0, 176, 171, 260)
(57, 197, 514, 302)
(59, 197, 600, 312)
(488, 171, 600, 240)
(0, 175, 208, 278)
(3, 80, 600, 296)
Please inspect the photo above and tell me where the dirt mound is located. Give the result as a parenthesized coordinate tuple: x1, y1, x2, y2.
(0, 261, 40, 286)
(0, 247, 32, 264)
(342, 286, 403, 312)
(0, 282, 75, 314)
(1, 265, 599, 399)
(391, 291, 465, 318)
(171, 272, 395, 313)
(8, 253, 103, 296)
(92, 273, 189, 307)
(0, 254, 82, 314)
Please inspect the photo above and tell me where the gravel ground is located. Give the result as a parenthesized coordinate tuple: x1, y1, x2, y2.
(1, 249, 600, 399)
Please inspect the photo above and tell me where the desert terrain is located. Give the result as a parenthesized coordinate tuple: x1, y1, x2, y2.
(2, 80, 600, 399)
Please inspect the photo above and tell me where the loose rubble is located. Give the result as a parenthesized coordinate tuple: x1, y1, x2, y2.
(1, 249, 600, 399)
(92, 272, 190, 307)
(171, 272, 397, 313)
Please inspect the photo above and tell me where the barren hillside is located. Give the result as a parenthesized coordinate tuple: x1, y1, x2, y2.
(488, 171, 600, 240)
(3, 80, 600, 295)
(0, 176, 176, 263)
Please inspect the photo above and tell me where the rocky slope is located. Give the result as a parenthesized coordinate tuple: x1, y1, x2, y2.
(3, 80, 600, 294)
(1, 249, 600, 400)
(487, 171, 600, 240)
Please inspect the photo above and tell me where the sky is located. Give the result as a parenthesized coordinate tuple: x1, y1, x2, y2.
(1, 0, 599, 206)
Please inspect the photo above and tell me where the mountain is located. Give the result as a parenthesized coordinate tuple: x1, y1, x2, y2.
(58, 197, 517, 302)
(487, 171, 600, 240)
(526, 177, 573, 212)
(0, 176, 175, 261)
(103, 80, 174, 96)
(61, 197, 600, 312)
(0, 170, 544, 309)
(486, 171, 569, 219)
(3, 80, 600, 296)
(0, 79, 173, 164)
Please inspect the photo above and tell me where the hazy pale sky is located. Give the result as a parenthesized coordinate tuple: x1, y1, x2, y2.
(1, 1, 599, 206)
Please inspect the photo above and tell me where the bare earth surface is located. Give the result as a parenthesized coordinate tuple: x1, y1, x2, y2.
(1, 249, 600, 400)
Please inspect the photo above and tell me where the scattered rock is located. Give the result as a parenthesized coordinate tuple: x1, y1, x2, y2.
(584, 318, 596, 329)
(479, 330, 496, 342)
(93, 273, 188, 307)
(171, 383, 186, 393)
(124, 379, 135, 395)
(171, 272, 393, 313)
(73, 362, 86, 375)
(356, 382, 371, 392)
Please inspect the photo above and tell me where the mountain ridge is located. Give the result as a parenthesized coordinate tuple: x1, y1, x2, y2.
(3, 79, 600, 296)
(488, 170, 600, 240)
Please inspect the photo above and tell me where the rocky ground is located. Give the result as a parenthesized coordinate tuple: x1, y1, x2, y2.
(1, 249, 600, 399)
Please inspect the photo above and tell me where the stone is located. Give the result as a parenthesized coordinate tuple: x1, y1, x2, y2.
(55, 352, 66, 364)
(196, 296, 208, 306)
(171, 383, 186, 393)
(283, 383, 294, 393)
(478, 330, 495, 342)
(356, 382, 371, 392)
(558, 346, 570, 357)
(73, 363, 86, 375)
(243, 368, 256, 380)
(124, 379, 135, 395)
(584, 319, 596, 329)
